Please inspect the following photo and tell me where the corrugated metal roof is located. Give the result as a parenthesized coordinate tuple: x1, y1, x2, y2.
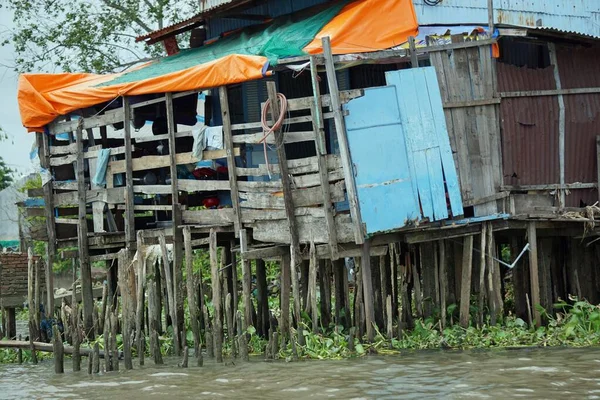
(413, 0, 600, 39)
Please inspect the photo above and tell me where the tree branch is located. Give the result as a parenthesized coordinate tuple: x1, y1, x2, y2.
(101, 0, 154, 33)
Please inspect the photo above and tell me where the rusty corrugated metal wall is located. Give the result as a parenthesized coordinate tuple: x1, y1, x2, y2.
(557, 45, 600, 206)
(498, 39, 600, 206)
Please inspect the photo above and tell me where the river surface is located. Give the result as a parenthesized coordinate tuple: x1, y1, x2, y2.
(2, 347, 600, 399)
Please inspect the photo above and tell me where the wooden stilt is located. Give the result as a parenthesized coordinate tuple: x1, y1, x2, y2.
(439, 241, 448, 329)
(118, 249, 134, 369)
(411, 247, 423, 319)
(478, 224, 487, 327)
(92, 342, 100, 374)
(307, 242, 319, 333)
(527, 222, 541, 327)
(459, 235, 474, 328)
(319, 259, 332, 329)
(255, 259, 269, 337)
(183, 227, 200, 358)
(110, 311, 119, 371)
(53, 325, 64, 374)
(240, 230, 253, 334)
(361, 241, 375, 342)
(289, 246, 304, 346)
(280, 252, 291, 342)
(209, 229, 223, 363)
(135, 232, 146, 366)
(159, 232, 180, 356)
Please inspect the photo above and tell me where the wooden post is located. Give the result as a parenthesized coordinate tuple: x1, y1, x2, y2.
(75, 123, 94, 338)
(122, 97, 135, 245)
(289, 245, 304, 346)
(237, 310, 249, 361)
(486, 223, 499, 325)
(265, 81, 302, 263)
(319, 259, 332, 329)
(548, 43, 566, 207)
(459, 235, 474, 328)
(411, 249, 423, 319)
(478, 224, 487, 327)
(439, 240, 447, 329)
(230, 240, 239, 323)
(307, 242, 319, 333)
(159, 232, 180, 356)
(527, 222, 542, 327)
(37, 132, 56, 316)
(27, 248, 37, 342)
(280, 251, 291, 342)
(361, 241, 375, 342)
(218, 86, 242, 236)
(209, 229, 223, 362)
(118, 249, 134, 369)
(110, 312, 119, 371)
(408, 36, 418, 68)
(102, 296, 111, 372)
(239, 230, 253, 334)
(135, 231, 146, 366)
(53, 325, 64, 373)
(225, 293, 235, 357)
(487, 0, 494, 34)
(309, 55, 339, 259)
(596, 136, 600, 202)
(255, 259, 269, 337)
(183, 227, 200, 358)
(72, 303, 81, 371)
(322, 36, 364, 244)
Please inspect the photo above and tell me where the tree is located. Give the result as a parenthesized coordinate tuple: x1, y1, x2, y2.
(0, 127, 13, 190)
(1, 0, 198, 73)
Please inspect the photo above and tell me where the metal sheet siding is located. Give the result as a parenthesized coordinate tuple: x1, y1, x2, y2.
(556, 45, 600, 206)
(413, 0, 600, 38)
(497, 62, 560, 186)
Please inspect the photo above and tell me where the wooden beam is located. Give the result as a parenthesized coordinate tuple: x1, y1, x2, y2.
(48, 109, 123, 135)
(266, 81, 301, 257)
(597, 136, 600, 202)
(322, 36, 364, 244)
(310, 55, 338, 260)
(75, 124, 94, 337)
(122, 97, 135, 246)
(502, 183, 596, 191)
(459, 235, 474, 328)
(527, 222, 542, 327)
(548, 43, 566, 206)
(443, 98, 501, 109)
(37, 132, 56, 317)
(361, 240, 375, 342)
(500, 87, 600, 98)
(408, 36, 418, 67)
(109, 149, 238, 174)
(218, 86, 242, 236)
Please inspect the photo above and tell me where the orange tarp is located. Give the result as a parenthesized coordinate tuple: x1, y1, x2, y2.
(19, 55, 269, 131)
(18, 0, 419, 132)
(305, 0, 418, 54)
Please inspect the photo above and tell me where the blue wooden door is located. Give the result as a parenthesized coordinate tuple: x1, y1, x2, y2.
(344, 67, 463, 236)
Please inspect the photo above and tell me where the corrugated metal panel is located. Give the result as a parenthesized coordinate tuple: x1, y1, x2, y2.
(556, 45, 600, 206)
(497, 61, 560, 186)
(413, 0, 600, 39)
(199, 0, 237, 12)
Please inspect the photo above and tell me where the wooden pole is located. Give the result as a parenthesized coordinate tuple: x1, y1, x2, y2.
(239, 230, 253, 335)
(183, 227, 200, 358)
(37, 132, 56, 316)
(307, 242, 319, 333)
(408, 36, 418, 68)
(135, 232, 146, 366)
(122, 97, 135, 245)
(280, 250, 291, 342)
(459, 235, 474, 328)
(487, 0, 494, 34)
(209, 229, 223, 363)
(118, 249, 134, 369)
(527, 222, 542, 327)
(478, 224, 487, 327)
(75, 123, 94, 338)
(255, 259, 269, 337)
(159, 232, 180, 356)
(289, 245, 304, 346)
(361, 241, 375, 342)
(322, 36, 364, 244)
(72, 303, 81, 371)
(439, 240, 447, 329)
(218, 86, 242, 236)
(53, 325, 64, 374)
(27, 248, 36, 341)
(309, 55, 338, 259)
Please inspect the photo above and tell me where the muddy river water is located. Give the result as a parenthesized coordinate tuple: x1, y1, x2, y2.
(2, 347, 600, 399)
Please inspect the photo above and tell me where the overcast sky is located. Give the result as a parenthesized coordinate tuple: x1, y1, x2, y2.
(0, 8, 34, 179)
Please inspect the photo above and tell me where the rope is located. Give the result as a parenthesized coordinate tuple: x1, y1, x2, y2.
(259, 93, 288, 179)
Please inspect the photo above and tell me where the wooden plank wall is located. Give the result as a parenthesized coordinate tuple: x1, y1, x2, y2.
(430, 43, 502, 216)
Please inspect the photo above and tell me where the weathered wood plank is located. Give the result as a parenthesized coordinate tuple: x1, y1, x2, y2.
(54, 188, 125, 206)
(219, 86, 242, 236)
(109, 149, 239, 175)
(322, 36, 364, 244)
(230, 111, 342, 131)
(49, 109, 123, 136)
(50, 146, 130, 166)
(239, 181, 345, 209)
(122, 98, 135, 246)
(252, 214, 355, 244)
(232, 131, 315, 145)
